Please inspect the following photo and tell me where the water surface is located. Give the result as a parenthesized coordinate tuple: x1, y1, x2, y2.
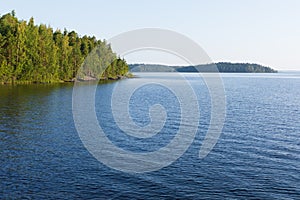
(0, 73, 299, 199)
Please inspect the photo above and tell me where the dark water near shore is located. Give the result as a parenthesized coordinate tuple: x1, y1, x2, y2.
(0, 72, 299, 199)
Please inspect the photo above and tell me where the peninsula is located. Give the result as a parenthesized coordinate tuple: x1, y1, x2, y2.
(129, 63, 278, 73)
(0, 11, 129, 84)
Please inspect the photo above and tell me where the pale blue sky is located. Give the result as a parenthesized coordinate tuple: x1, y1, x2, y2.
(1, 0, 299, 70)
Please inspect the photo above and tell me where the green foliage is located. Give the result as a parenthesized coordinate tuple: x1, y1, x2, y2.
(0, 12, 129, 83)
(130, 63, 277, 73)
(214, 62, 277, 73)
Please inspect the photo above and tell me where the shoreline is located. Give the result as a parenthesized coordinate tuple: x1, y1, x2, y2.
(0, 74, 136, 85)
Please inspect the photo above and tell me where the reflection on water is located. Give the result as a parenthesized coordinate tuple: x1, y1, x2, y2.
(0, 73, 300, 199)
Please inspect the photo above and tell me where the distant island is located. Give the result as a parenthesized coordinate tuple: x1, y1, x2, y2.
(0, 11, 129, 84)
(129, 62, 278, 73)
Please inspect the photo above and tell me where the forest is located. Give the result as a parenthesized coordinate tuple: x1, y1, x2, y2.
(176, 62, 277, 73)
(130, 62, 278, 73)
(0, 11, 129, 84)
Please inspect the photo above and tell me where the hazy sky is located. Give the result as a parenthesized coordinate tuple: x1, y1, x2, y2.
(1, 0, 299, 70)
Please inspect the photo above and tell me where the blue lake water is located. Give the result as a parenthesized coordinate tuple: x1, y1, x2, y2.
(0, 72, 299, 199)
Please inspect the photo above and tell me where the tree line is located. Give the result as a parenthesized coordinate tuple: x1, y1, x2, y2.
(176, 62, 277, 73)
(0, 11, 129, 84)
(129, 62, 277, 73)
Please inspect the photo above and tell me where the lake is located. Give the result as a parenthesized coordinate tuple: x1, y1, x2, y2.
(0, 72, 299, 199)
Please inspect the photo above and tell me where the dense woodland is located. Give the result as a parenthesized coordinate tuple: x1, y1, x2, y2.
(0, 11, 129, 84)
(130, 62, 278, 73)
(178, 62, 278, 73)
